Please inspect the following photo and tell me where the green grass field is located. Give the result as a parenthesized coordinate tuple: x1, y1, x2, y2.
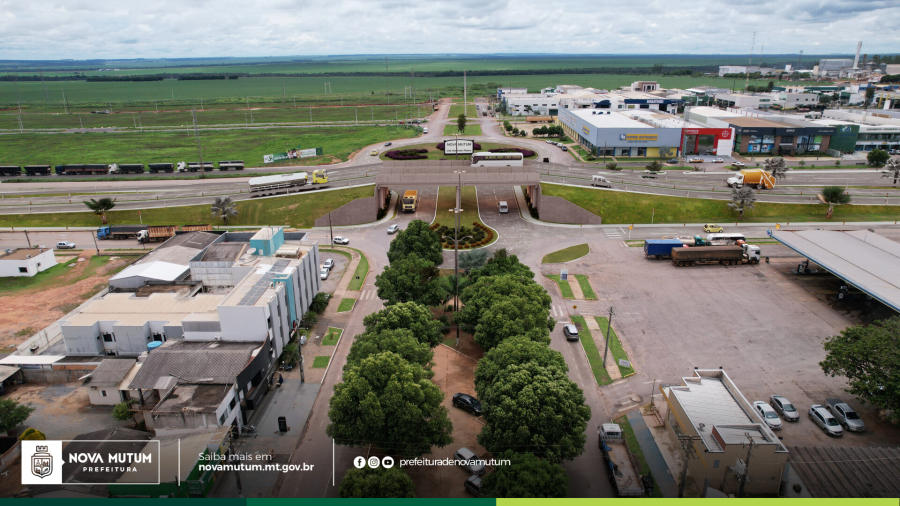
(336, 298, 356, 313)
(570, 315, 613, 386)
(0, 185, 374, 228)
(541, 183, 900, 224)
(442, 124, 482, 136)
(613, 415, 664, 498)
(312, 356, 330, 368)
(322, 327, 344, 346)
(346, 248, 369, 291)
(0, 256, 120, 295)
(0, 126, 419, 167)
(448, 103, 478, 118)
(574, 274, 597, 300)
(547, 274, 575, 299)
(541, 244, 589, 263)
(379, 142, 536, 162)
(318, 248, 353, 263)
(595, 316, 635, 377)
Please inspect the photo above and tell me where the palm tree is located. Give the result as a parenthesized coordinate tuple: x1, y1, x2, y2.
(818, 186, 851, 219)
(83, 198, 115, 224)
(210, 196, 238, 225)
(882, 158, 900, 186)
(764, 157, 789, 180)
(458, 249, 488, 274)
(727, 187, 757, 220)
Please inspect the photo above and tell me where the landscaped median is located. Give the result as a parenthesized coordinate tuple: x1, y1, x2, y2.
(595, 316, 635, 377)
(541, 243, 589, 264)
(574, 274, 597, 300)
(540, 182, 900, 224)
(321, 327, 344, 345)
(0, 185, 375, 228)
(431, 186, 498, 249)
(571, 315, 613, 386)
(336, 298, 356, 313)
(546, 274, 575, 299)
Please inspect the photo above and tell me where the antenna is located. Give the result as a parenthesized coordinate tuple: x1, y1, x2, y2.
(852, 41, 862, 69)
(745, 31, 756, 92)
(798, 50, 803, 69)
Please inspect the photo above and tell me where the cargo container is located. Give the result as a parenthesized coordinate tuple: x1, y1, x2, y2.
(671, 245, 744, 266)
(643, 239, 684, 259)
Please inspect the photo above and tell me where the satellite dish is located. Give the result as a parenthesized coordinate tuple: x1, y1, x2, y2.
(246, 248, 257, 255)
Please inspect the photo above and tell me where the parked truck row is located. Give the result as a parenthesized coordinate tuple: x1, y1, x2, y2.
(0, 161, 245, 177)
(644, 234, 761, 267)
(96, 224, 213, 243)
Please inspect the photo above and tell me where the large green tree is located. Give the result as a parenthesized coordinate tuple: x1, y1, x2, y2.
(375, 253, 447, 307)
(868, 148, 890, 167)
(363, 301, 444, 348)
(387, 219, 443, 265)
(339, 466, 416, 498)
(345, 328, 434, 371)
(457, 274, 552, 329)
(478, 362, 590, 461)
(327, 352, 453, 456)
(83, 198, 116, 225)
(473, 297, 553, 350)
(470, 249, 534, 281)
(475, 336, 568, 396)
(0, 398, 34, 434)
(481, 450, 569, 498)
(820, 316, 900, 424)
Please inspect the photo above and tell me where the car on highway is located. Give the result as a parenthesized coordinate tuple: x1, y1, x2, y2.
(384, 142, 392, 147)
(323, 258, 334, 270)
(732, 162, 746, 167)
(591, 175, 611, 188)
(689, 158, 704, 163)
(320, 267, 329, 280)
(454, 447, 485, 475)
(703, 224, 724, 233)
(452, 393, 483, 416)
(753, 401, 783, 430)
(387, 224, 400, 234)
(333, 236, 349, 245)
(666, 158, 679, 164)
(369, 149, 378, 156)
(770, 395, 800, 422)
(826, 399, 866, 432)
(809, 405, 843, 436)
(563, 324, 579, 341)
(713, 158, 724, 163)
(56, 241, 76, 249)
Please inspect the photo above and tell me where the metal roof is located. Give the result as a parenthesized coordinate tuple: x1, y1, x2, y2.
(669, 376, 752, 452)
(83, 358, 136, 387)
(789, 446, 900, 498)
(771, 230, 900, 312)
(129, 340, 259, 389)
(0, 355, 64, 365)
(110, 261, 188, 283)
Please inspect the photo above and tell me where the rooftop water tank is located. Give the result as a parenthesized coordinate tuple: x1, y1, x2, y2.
(147, 341, 163, 353)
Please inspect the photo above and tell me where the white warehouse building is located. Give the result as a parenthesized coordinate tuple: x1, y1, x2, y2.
(0, 247, 57, 277)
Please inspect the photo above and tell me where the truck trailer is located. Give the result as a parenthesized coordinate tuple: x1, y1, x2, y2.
(55, 164, 109, 175)
(727, 169, 776, 189)
(97, 225, 147, 240)
(0, 166, 21, 177)
(24, 165, 52, 176)
(138, 225, 177, 243)
(176, 161, 214, 172)
(148, 163, 175, 173)
(217, 160, 245, 171)
(644, 239, 684, 259)
(599, 424, 651, 497)
(180, 224, 213, 232)
(108, 163, 145, 175)
(402, 190, 419, 212)
(248, 170, 327, 196)
(672, 245, 745, 266)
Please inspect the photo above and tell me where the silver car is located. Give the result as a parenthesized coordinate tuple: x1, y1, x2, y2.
(320, 267, 329, 280)
(770, 395, 800, 422)
(827, 399, 865, 432)
(809, 405, 843, 437)
(387, 224, 400, 234)
(454, 447, 484, 475)
(753, 401, 782, 430)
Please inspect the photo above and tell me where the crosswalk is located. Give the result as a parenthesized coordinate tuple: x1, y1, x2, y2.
(357, 289, 378, 300)
(550, 304, 567, 318)
(603, 228, 624, 240)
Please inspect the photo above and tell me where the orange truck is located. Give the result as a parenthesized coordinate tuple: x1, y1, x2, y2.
(727, 169, 776, 189)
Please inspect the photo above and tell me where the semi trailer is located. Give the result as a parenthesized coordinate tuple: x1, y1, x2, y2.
(108, 163, 145, 175)
(97, 225, 147, 240)
(138, 225, 177, 243)
(248, 170, 328, 196)
(217, 160, 245, 170)
(643, 239, 684, 259)
(671, 245, 745, 267)
(24, 165, 52, 176)
(55, 164, 109, 175)
(148, 163, 175, 173)
(176, 161, 215, 172)
(0, 166, 21, 177)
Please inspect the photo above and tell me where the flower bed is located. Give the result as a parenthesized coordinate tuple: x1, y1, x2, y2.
(488, 147, 536, 157)
(435, 222, 494, 249)
(385, 148, 429, 160)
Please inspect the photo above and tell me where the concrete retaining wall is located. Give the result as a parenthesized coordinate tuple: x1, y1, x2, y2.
(0, 438, 20, 474)
(538, 196, 603, 225)
(21, 365, 96, 384)
(313, 195, 378, 227)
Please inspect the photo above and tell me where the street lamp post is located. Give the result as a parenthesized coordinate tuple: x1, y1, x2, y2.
(440, 170, 471, 347)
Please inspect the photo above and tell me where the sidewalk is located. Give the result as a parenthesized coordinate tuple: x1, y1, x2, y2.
(626, 410, 679, 498)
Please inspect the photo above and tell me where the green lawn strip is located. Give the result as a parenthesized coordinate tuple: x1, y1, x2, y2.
(541, 243, 589, 263)
(345, 248, 369, 291)
(574, 274, 597, 300)
(448, 103, 477, 118)
(442, 124, 482, 136)
(0, 256, 119, 295)
(570, 315, 613, 386)
(540, 182, 900, 224)
(0, 126, 418, 168)
(312, 356, 330, 368)
(321, 326, 344, 345)
(433, 186, 498, 248)
(0, 185, 374, 229)
(546, 274, 575, 299)
(336, 298, 356, 313)
(379, 141, 536, 162)
(613, 415, 664, 498)
(318, 248, 352, 262)
(595, 316, 635, 377)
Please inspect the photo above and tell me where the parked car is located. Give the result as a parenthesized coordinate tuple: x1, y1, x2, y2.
(320, 267, 329, 280)
(666, 158, 679, 164)
(546, 140, 556, 144)
(464, 475, 483, 496)
(333, 236, 349, 244)
(563, 324, 579, 341)
(689, 158, 704, 163)
(369, 149, 378, 156)
(560, 146, 568, 152)
(703, 224, 724, 233)
(713, 158, 724, 163)
(452, 393, 483, 416)
(732, 161, 746, 167)
(384, 142, 392, 147)
(323, 258, 334, 270)
(423, 127, 428, 133)
(826, 398, 866, 432)
(387, 224, 400, 234)
(56, 241, 76, 249)
(770, 395, 800, 422)
(753, 401, 783, 430)
(809, 405, 843, 436)
(454, 447, 485, 475)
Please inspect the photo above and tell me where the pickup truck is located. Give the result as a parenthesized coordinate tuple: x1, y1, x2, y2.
(825, 398, 866, 432)
(599, 424, 652, 497)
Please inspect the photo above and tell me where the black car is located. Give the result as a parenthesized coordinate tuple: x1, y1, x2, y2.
(384, 142, 392, 147)
(667, 158, 679, 164)
(453, 393, 483, 416)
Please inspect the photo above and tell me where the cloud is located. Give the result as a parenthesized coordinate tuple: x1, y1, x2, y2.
(0, 0, 898, 58)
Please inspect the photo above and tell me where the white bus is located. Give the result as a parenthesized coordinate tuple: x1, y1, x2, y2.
(706, 232, 746, 245)
(471, 152, 524, 167)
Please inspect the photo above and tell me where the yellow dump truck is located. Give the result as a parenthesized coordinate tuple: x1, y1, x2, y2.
(727, 169, 776, 189)
(402, 190, 419, 212)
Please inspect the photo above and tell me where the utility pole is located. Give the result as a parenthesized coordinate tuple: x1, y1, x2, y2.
(602, 306, 616, 367)
(737, 433, 759, 498)
(191, 107, 205, 177)
(745, 31, 756, 92)
(677, 434, 704, 498)
(328, 212, 334, 245)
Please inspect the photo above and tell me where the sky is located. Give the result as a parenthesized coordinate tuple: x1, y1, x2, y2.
(1, 0, 898, 59)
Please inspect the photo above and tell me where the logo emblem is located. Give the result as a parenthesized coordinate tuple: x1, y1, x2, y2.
(619, 134, 626, 141)
(367, 456, 381, 469)
(31, 446, 53, 479)
(353, 456, 366, 469)
(382, 456, 395, 468)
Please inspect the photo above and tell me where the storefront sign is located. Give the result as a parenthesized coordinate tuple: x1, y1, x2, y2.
(582, 125, 590, 135)
(620, 134, 658, 141)
(444, 139, 474, 155)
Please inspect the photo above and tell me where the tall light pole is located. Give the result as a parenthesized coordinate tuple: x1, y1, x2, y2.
(442, 171, 471, 348)
(603, 306, 616, 367)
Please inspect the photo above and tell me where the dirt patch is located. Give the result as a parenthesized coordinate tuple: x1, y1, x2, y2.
(0, 253, 129, 351)
(12, 383, 92, 417)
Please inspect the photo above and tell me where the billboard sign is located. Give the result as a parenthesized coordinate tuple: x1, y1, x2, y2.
(264, 147, 323, 163)
(619, 134, 658, 142)
(443, 139, 474, 155)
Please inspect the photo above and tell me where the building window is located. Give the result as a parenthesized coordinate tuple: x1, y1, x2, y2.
(100, 390, 108, 397)
(637, 148, 647, 156)
(713, 460, 720, 469)
(219, 413, 227, 425)
(18, 267, 28, 273)
(230, 397, 237, 409)
(103, 333, 115, 342)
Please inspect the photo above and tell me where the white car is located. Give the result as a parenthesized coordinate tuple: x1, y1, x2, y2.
(387, 224, 400, 234)
(333, 236, 349, 245)
(454, 447, 485, 475)
(323, 258, 334, 270)
(56, 241, 76, 249)
(713, 158, 724, 163)
(732, 161, 746, 167)
(320, 267, 329, 280)
(753, 401, 783, 430)
(423, 127, 428, 133)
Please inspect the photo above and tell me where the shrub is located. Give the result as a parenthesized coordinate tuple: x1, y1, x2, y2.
(18, 428, 46, 441)
(385, 149, 429, 160)
(835, 160, 841, 166)
(488, 148, 536, 157)
(799, 160, 806, 166)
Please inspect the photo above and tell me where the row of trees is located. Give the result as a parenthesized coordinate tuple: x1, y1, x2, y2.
(532, 124, 565, 138)
(83, 196, 240, 225)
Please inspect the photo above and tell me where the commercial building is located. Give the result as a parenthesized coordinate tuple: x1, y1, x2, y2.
(83, 358, 138, 405)
(714, 93, 774, 110)
(816, 59, 855, 77)
(496, 87, 528, 99)
(501, 93, 560, 116)
(0, 247, 56, 277)
(718, 66, 778, 77)
(109, 232, 219, 289)
(661, 369, 788, 496)
(686, 107, 834, 155)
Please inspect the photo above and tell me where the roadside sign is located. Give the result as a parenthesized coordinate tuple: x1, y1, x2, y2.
(560, 269, 568, 281)
(618, 359, 632, 368)
(628, 225, 633, 230)
(776, 223, 781, 230)
(572, 305, 577, 310)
